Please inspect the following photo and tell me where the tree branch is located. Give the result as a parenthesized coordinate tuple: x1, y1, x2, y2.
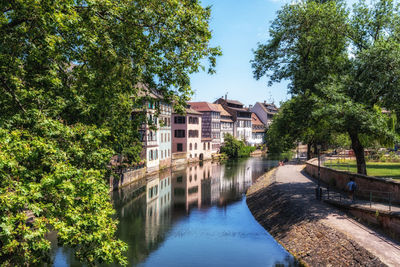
(0, 77, 26, 113)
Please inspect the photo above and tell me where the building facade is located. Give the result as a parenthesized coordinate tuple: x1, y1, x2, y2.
(214, 97, 252, 144)
(188, 102, 221, 153)
(250, 101, 278, 128)
(215, 104, 234, 144)
(172, 106, 204, 162)
(158, 102, 172, 169)
(133, 84, 161, 173)
(249, 113, 265, 146)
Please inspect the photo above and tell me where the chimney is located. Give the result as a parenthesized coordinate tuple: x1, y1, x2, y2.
(264, 100, 266, 104)
(225, 93, 227, 100)
(249, 104, 253, 110)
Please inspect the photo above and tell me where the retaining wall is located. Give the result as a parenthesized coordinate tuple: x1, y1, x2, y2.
(306, 158, 400, 203)
(109, 168, 147, 191)
(327, 200, 400, 240)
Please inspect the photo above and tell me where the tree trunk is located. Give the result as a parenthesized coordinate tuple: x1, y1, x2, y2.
(349, 132, 367, 175)
(307, 143, 312, 160)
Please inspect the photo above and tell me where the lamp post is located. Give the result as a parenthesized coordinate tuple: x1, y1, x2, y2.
(317, 144, 322, 200)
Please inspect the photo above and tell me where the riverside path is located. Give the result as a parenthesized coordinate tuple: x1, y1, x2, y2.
(246, 163, 400, 266)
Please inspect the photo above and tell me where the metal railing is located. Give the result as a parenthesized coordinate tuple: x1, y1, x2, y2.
(323, 187, 396, 211)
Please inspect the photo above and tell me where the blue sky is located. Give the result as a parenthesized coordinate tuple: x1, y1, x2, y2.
(190, 0, 356, 107)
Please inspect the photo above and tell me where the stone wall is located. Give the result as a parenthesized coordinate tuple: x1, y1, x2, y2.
(306, 158, 400, 203)
(327, 200, 400, 240)
(109, 167, 146, 191)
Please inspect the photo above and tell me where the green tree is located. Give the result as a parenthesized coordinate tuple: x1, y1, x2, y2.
(252, 0, 348, 158)
(314, 0, 400, 174)
(220, 134, 255, 158)
(0, 0, 220, 265)
(253, 0, 400, 174)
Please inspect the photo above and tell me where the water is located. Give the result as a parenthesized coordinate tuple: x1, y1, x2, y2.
(52, 157, 297, 266)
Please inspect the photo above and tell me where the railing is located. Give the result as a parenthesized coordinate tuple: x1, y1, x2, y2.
(323, 187, 395, 211)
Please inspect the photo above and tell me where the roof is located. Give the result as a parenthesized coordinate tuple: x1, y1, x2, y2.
(252, 113, 264, 126)
(226, 99, 243, 106)
(229, 106, 251, 113)
(215, 104, 231, 117)
(188, 102, 220, 112)
(135, 82, 159, 99)
(186, 107, 202, 115)
(258, 102, 278, 114)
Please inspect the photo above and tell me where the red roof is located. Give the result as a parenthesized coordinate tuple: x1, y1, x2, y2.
(251, 113, 264, 126)
(188, 102, 220, 112)
(214, 104, 231, 116)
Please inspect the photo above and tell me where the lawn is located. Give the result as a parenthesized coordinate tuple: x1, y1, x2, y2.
(324, 159, 400, 179)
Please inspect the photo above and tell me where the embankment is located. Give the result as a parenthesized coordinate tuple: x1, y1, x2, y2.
(246, 166, 386, 266)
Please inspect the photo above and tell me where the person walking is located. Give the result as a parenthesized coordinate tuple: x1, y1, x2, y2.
(347, 178, 357, 202)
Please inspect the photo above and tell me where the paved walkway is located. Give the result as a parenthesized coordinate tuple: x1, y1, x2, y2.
(247, 164, 400, 266)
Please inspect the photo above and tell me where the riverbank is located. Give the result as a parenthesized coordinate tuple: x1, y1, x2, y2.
(246, 164, 400, 266)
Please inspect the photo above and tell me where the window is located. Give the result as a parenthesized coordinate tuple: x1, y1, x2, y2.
(177, 143, 183, 152)
(174, 130, 185, 138)
(189, 117, 199, 124)
(208, 143, 210, 150)
(168, 133, 170, 141)
(188, 186, 198, 194)
(168, 118, 171, 126)
(161, 133, 163, 142)
(188, 130, 198, 137)
(174, 116, 186, 124)
(195, 154, 197, 158)
(174, 188, 185, 196)
(161, 150, 163, 159)
(195, 143, 197, 150)
(168, 149, 170, 156)
(149, 150, 153, 161)
(203, 142, 206, 150)
(177, 176, 183, 183)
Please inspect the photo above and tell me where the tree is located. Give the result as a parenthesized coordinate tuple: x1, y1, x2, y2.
(253, 0, 400, 175)
(315, 0, 400, 174)
(0, 0, 220, 265)
(266, 95, 340, 159)
(252, 0, 348, 158)
(220, 134, 255, 158)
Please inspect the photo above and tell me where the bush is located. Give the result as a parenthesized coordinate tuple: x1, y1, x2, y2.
(220, 134, 255, 158)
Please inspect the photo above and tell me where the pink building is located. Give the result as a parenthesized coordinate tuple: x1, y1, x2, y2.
(172, 106, 204, 162)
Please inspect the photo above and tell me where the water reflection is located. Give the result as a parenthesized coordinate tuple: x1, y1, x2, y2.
(53, 158, 297, 267)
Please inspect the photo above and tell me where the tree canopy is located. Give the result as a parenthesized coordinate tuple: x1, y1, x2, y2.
(253, 0, 400, 174)
(0, 0, 220, 265)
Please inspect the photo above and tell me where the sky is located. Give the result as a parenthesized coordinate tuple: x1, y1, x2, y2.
(190, 0, 356, 107)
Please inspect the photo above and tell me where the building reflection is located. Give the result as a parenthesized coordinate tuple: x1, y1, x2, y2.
(116, 159, 260, 265)
(52, 158, 279, 266)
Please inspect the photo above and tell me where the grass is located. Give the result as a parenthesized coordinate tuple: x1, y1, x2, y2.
(324, 159, 400, 179)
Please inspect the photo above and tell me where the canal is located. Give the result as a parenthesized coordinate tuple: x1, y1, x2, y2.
(52, 157, 297, 266)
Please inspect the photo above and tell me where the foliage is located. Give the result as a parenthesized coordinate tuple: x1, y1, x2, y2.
(220, 134, 256, 158)
(0, 0, 220, 265)
(253, 0, 400, 174)
(252, 0, 348, 96)
(252, 0, 348, 157)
